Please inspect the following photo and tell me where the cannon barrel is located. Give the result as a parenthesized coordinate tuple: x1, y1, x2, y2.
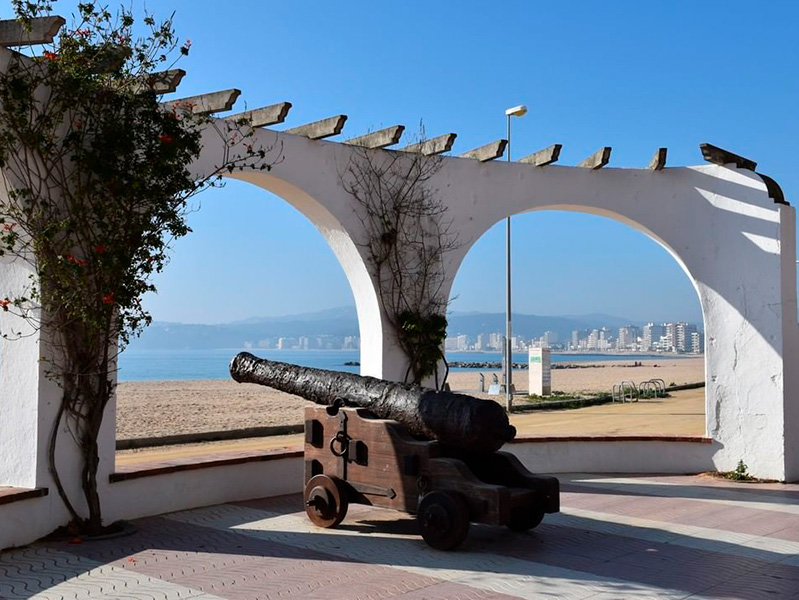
(230, 352, 516, 454)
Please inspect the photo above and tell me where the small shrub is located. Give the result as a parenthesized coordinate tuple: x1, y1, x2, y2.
(724, 460, 755, 481)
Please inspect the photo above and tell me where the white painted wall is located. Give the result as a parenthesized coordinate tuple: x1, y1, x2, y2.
(507, 440, 717, 475)
(1, 118, 796, 551)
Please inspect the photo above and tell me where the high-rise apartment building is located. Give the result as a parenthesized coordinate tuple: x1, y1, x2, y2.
(542, 330, 558, 348)
(676, 322, 698, 353)
(643, 323, 666, 350)
(690, 331, 703, 354)
(617, 325, 640, 350)
(475, 334, 484, 351)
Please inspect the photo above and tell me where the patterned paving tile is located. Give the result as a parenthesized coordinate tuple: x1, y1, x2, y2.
(2, 474, 797, 599)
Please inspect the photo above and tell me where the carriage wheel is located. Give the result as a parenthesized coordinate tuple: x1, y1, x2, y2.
(507, 506, 545, 532)
(304, 474, 348, 528)
(417, 491, 470, 550)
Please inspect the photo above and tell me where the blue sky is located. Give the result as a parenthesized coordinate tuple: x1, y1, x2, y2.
(4, 1, 798, 325)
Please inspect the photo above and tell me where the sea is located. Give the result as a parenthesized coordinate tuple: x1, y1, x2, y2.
(117, 348, 691, 382)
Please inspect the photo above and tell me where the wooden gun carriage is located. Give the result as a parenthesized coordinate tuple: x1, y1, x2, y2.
(229, 352, 560, 550)
(303, 404, 560, 550)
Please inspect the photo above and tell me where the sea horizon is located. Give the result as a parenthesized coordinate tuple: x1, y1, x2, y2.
(117, 347, 700, 382)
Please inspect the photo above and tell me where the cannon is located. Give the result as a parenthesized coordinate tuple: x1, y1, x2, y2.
(230, 352, 560, 550)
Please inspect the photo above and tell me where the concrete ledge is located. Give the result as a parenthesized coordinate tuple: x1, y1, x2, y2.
(507, 437, 718, 475)
(146, 69, 186, 94)
(511, 435, 712, 444)
(649, 147, 667, 171)
(514, 396, 611, 412)
(285, 115, 347, 140)
(112, 433, 712, 486)
(104, 452, 304, 524)
(168, 89, 241, 115)
(0, 486, 48, 506)
(0, 16, 64, 46)
(520, 144, 562, 167)
(700, 143, 756, 171)
(578, 147, 612, 169)
(460, 139, 507, 162)
(228, 102, 292, 128)
(401, 133, 457, 156)
(111, 448, 303, 482)
(345, 125, 405, 149)
(117, 424, 304, 450)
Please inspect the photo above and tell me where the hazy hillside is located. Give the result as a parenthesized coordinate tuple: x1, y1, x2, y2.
(129, 307, 643, 350)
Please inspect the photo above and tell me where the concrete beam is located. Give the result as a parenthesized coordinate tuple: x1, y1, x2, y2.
(87, 44, 131, 73)
(147, 69, 186, 94)
(460, 139, 508, 162)
(227, 102, 292, 128)
(519, 144, 562, 167)
(700, 143, 757, 171)
(345, 125, 405, 149)
(649, 147, 667, 171)
(578, 147, 612, 170)
(285, 115, 347, 140)
(401, 133, 457, 156)
(167, 89, 241, 115)
(0, 16, 65, 46)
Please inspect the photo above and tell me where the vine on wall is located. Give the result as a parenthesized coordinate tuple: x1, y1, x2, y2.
(342, 136, 458, 389)
(0, 1, 274, 535)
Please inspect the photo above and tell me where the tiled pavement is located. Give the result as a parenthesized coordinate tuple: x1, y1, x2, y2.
(1, 474, 798, 599)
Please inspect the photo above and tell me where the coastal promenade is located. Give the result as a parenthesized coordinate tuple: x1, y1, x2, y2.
(2, 471, 797, 599)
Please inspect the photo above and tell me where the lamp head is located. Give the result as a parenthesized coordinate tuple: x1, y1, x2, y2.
(505, 104, 527, 117)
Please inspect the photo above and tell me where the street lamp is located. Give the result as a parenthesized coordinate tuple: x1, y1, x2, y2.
(504, 104, 527, 412)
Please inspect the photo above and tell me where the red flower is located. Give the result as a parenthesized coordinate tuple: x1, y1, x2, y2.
(1, 298, 10, 311)
(76, 29, 90, 38)
(158, 133, 174, 144)
(3, 222, 15, 231)
(75, 258, 88, 266)
(94, 244, 107, 254)
(101, 292, 115, 305)
(42, 51, 57, 61)
(65, 254, 75, 263)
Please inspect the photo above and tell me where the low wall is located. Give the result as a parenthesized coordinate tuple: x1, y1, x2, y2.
(507, 436, 717, 474)
(0, 437, 718, 551)
(104, 453, 304, 523)
(0, 451, 303, 552)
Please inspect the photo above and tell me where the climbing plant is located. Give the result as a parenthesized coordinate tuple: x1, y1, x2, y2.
(0, 1, 273, 535)
(342, 134, 458, 389)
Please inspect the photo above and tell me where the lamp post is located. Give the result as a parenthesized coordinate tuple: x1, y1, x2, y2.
(504, 104, 527, 412)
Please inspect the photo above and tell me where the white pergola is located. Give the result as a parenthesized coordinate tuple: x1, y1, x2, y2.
(0, 16, 796, 550)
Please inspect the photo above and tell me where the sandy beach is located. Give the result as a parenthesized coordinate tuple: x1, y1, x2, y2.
(116, 358, 704, 439)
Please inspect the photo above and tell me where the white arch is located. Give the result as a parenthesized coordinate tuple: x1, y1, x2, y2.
(223, 171, 383, 377)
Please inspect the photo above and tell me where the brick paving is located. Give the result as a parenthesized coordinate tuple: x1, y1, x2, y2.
(1, 473, 797, 599)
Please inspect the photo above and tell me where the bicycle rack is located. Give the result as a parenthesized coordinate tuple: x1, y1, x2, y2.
(638, 379, 667, 398)
(613, 381, 639, 402)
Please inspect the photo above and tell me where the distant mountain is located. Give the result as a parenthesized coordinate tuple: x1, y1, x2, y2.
(129, 306, 645, 350)
(230, 306, 355, 325)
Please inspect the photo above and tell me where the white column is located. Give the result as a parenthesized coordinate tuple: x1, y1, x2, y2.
(528, 347, 551, 397)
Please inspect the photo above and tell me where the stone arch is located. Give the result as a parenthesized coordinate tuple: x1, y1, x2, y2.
(433, 159, 796, 479)
(444, 204, 708, 417)
(220, 170, 384, 375)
